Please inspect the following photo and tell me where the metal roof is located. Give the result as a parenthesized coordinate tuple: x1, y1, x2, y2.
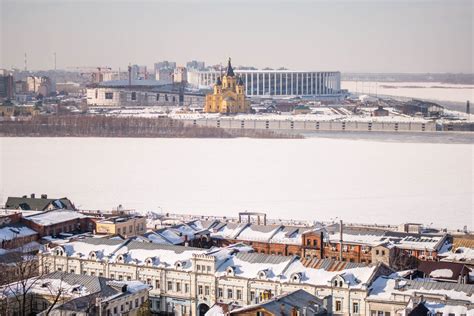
(235, 252, 293, 265)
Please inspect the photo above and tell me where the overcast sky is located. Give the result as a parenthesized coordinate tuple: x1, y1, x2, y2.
(1, 0, 472, 73)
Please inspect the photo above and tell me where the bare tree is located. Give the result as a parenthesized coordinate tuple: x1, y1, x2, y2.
(0, 251, 46, 316)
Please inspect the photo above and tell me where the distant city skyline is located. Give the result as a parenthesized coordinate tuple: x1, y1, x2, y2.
(1, 0, 472, 73)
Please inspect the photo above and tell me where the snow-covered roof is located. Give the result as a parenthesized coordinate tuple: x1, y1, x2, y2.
(368, 276, 474, 303)
(25, 210, 88, 226)
(423, 300, 474, 315)
(440, 246, 474, 263)
(0, 225, 37, 242)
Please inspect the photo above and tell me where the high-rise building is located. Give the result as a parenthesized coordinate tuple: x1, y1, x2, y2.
(155, 68, 173, 83)
(186, 60, 205, 71)
(26, 76, 52, 96)
(154, 61, 176, 72)
(131, 65, 148, 80)
(173, 67, 187, 83)
(0, 70, 14, 100)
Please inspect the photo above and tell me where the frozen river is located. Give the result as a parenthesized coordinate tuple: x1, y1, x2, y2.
(1, 137, 472, 230)
(341, 81, 473, 104)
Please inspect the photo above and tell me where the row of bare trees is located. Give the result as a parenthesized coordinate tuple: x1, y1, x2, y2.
(0, 115, 301, 139)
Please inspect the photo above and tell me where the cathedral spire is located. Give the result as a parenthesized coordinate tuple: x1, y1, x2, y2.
(226, 57, 235, 77)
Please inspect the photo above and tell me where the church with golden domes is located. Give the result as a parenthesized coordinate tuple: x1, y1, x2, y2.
(204, 58, 250, 114)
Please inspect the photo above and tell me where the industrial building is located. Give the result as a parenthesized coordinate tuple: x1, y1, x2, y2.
(86, 80, 205, 108)
(188, 69, 343, 100)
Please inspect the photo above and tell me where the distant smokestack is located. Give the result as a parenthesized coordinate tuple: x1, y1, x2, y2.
(339, 220, 343, 261)
(467, 100, 470, 114)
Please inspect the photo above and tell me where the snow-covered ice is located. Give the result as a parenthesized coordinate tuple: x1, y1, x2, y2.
(0, 137, 472, 230)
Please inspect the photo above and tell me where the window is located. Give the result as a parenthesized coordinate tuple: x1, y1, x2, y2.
(313, 239, 318, 247)
(237, 289, 242, 300)
(105, 92, 113, 99)
(376, 250, 380, 255)
(205, 286, 210, 295)
(127, 276, 131, 281)
(207, 265, 211, 273)
(167, 281, 172, 291)
(90, 271, 95, 276)
(131, 92, 136, 100)
(227, 289, 233, 299)
(135, 298, 139, 308)
(118, 275, 123, 281)
(353, 302, 359, 314)
(250, 291, 255, 301)
(120, 305, 124, 312)
(110, 273, 115, 279)
(146, 278, 151, 285)
(129, 225, 132, 233)
(155, 280, 160, 289)
(335, 300, 342, 312)
(156, 94, 160, 101)
(381, 250, 386, 256)
(198, 285, 203, 295)
(197, 264, 201, 271)
(185, 283, 189, 293)
(218, 287, 223, 298)
(176, 282, 181, 292)
(141, 297, 144, 304)
(113, 307, 117, 314)
(70, 269, 75, 273)
(306, 239, 311, 246)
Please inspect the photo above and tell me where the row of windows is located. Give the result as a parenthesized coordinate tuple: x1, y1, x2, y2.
(335, 299, 360, 314)
(196, 264, 212, 273)
(107, 296, 145, 316)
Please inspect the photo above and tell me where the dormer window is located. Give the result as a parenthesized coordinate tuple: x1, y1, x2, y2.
(117, 254, 127, 263)
(175, 261, 184, 269)
(226, 266, 235, 276)
(291, 272, 302, 283)
(257, 270, 267, 280)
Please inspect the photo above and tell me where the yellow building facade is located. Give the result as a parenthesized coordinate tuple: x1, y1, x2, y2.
(204, 58, 250, 114)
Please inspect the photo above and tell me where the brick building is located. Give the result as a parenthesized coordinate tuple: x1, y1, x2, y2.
(190, 220, 450, 268)
(23, 209, 94, 237)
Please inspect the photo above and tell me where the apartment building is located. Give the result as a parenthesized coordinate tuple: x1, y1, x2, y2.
(39, 237, 392, 316)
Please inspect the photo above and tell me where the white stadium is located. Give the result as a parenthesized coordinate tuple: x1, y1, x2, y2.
(188, 69, 344, 99)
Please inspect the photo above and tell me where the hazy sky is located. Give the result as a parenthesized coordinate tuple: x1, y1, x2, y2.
(1, 0, 472, 73)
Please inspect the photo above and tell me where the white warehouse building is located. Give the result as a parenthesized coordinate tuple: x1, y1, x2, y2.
(188, 69, 343, 99)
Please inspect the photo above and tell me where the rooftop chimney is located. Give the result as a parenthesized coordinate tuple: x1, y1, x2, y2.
(30, 193, 35, 199)
(41, 194, 47, 199)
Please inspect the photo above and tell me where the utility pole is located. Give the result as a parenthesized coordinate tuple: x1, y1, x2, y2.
(339, 219, 344, 261)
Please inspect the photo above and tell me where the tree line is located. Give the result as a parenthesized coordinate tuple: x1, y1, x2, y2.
(0, 115, 302, 139)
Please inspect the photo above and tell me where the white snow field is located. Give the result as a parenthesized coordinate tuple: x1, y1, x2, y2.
(0, 137, 472, 230)
(341, 81, 473, 103)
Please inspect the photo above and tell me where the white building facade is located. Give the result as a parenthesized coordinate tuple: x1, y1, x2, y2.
(188, 70, 342, 99)
(39, 238, 392, 316)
